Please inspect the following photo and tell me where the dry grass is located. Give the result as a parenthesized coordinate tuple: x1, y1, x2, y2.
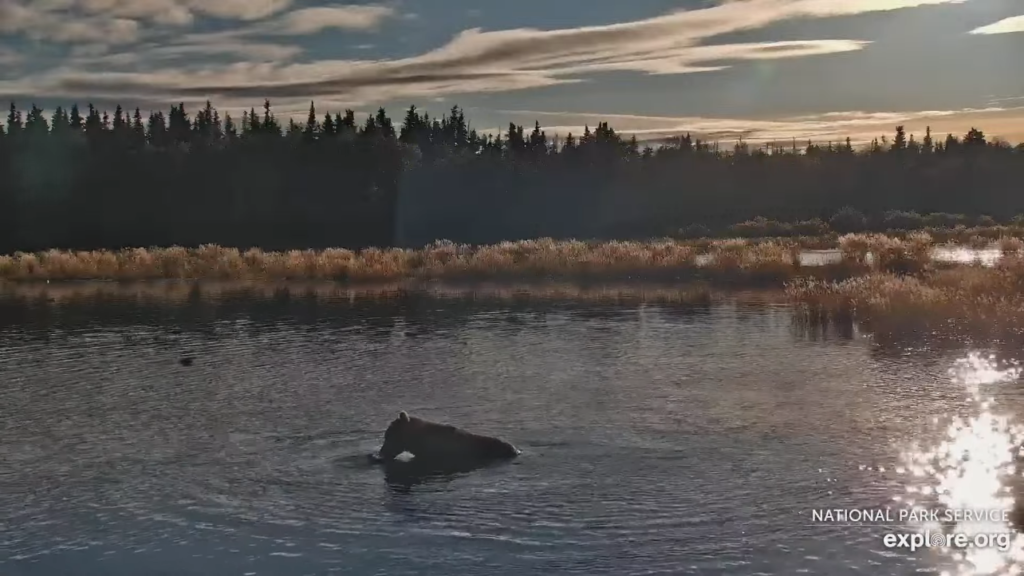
(925, 224, 1024, 245)
(8, 239, 1024, 344)
(787, 254, 1024, 332)
(0, 233, 983, 284)
(837, 231, 935, 273)
(0, 240, 706, 282)
(681, 223, 1024, 247)
(1000, 236, 1024, 256)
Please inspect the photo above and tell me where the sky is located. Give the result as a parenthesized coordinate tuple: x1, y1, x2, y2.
(1, 0, 1024, 145)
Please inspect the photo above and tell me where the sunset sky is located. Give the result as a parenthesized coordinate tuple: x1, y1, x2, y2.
(1, 0, 1023, 144)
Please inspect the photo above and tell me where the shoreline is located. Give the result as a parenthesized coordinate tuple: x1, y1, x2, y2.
(3, 265, 1024, 344)
(0, 232, 1011, 284)
(0, 234, 1019, 331)
(0, 277, 784, 305)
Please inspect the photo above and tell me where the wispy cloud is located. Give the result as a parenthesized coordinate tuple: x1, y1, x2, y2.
(969, 15, 1024, 35)
(0, 46, 22, 66)
(74, 4, 396, 64)
(0, 0, 142, 44)
(189, 0, 293, 21)
(75, 0, 292, 24)
(175, 3, 398, 37)
(145, 41, 304, 62)
(0, 0, 298, 46)
(0, 0, 391, 47)
(988, 95, 1024, 105)
(773, 0, 968, 16)
(75, 0, 195, 26)
(30, 6, 394, 66)
(484, 106, 1024, 146)
(269, 5, 396, 34)
(0, 0, 970, 107)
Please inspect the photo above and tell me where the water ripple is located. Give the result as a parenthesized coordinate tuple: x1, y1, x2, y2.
(0, 294, 1018, 575)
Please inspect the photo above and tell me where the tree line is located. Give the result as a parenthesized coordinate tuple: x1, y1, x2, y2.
(1, 99, 1022, 253)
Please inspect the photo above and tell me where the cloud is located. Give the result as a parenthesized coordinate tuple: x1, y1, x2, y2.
(0, 0, 38, 31)
(53, 17, 140, 43)
(58, 37, 303, 69)
(781, 0, 968, 16)
(110, 5, 397, 64)
(169, 4, 397, 39)
(0, 0, 142, 43)
(147, 42, 303, 61)
(969, 15, 1024, 35)
(0, 0, 295, 41)
(37, 0, 386, 29)
(270, 5, 396, 34)
(191, 0, 292, 21)
(76, 0, 194, 26)
(74, 0, 293, 23)
(483, 105, 1024, 146)
(1, 0, 968, 104)
(0, 47, 22, 66)
(988, 95, 1024, 105)
(66, 43, 144, 67)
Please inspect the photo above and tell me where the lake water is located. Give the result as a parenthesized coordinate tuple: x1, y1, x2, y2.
(2, 285, 1023, 576)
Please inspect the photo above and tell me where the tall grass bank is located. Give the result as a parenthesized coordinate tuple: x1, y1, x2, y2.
(0, 235, 933, 283)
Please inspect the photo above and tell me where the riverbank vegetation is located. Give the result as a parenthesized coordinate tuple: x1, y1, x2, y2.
(699, 214, 1024, 245)
(0, 238, 793, 282)
(787, 258, 1024, 337)
(0, 232, 966, 283)
(3, 236, 1024, 348)
(2, 100, 1023, 253)
(4, 229, 1023, 284)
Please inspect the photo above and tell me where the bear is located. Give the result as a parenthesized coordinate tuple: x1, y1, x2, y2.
(372, 411, 521, 465)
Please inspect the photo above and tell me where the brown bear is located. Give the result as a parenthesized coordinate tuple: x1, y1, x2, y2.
(372, 411, 521, 464)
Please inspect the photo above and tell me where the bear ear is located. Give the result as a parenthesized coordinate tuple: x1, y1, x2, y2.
(398, 411, 409, 422)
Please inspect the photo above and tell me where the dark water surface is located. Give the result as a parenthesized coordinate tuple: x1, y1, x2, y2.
(1, 286, 1023, 576)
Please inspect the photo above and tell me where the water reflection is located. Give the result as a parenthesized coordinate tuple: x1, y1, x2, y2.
(0, 282, 724, 345)
(7, 282, 1024, 575)
(936, 248, 1003, 267)
(789, 295, 1024, 575)
(790, 314, 861, 343)
(380, 459, 516, 495)
(897, 353, 1024, 575)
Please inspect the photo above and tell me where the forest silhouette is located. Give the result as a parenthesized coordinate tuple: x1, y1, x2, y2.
(2, 99, 1023, 253)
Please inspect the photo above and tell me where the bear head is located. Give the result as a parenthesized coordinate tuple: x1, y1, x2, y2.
(378, 411, 414, 460)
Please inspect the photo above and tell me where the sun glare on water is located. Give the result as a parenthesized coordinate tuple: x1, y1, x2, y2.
(897, 353, 1024, 575)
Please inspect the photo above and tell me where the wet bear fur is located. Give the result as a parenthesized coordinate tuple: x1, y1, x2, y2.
(375, 411, 521, 464)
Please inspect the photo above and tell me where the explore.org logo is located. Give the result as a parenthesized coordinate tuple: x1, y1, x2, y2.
(882, 530, 1013, 552)
(809, 507, 1016, 553)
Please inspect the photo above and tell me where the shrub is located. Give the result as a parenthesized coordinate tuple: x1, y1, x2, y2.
(923, 212, 969, 229)
(792, 218, 830, 236)
(728, 217, 792, 238)
(882, 210, 924, 231)
(1000, 237, 1024, 255)
(829, 207, 867, 233)
(676, 224, 712, 239)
